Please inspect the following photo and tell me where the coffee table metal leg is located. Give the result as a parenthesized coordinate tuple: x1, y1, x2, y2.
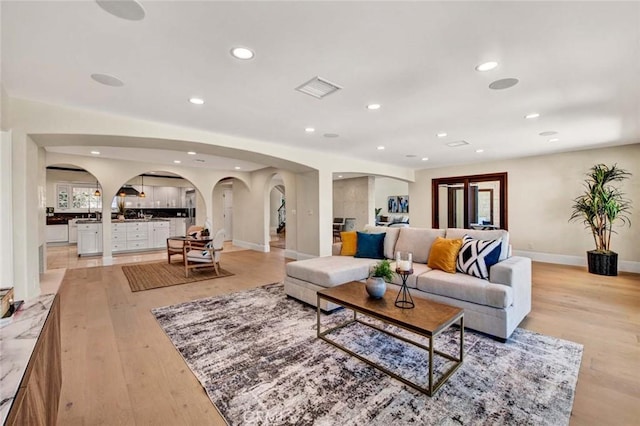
(429, 336, 434, 394)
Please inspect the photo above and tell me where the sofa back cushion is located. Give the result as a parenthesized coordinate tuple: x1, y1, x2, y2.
(363, 225, 401, 259)
(394, 227, 446, 264)
(445, 228, 510, 261)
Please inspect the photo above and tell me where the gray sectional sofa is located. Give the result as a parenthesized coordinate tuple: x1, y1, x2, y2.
(284, 225, 532, 340)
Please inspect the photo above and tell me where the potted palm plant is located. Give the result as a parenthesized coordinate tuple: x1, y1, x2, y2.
(569, 164, 632, 276)
(366, 259, 395, 299)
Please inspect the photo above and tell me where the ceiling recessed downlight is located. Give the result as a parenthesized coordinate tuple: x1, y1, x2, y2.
(489, 78, 519, 90)
(436, 132, 447, 138)
(421, 157, 429, 161)
(234, 166, 241, 170)
(96, 0, 145, 21)
(173, 160, 181, 164)
(305, 127, 315, 133)
(377, 146, 385, 150)
(189, 97, 205, 105)
(367, 103, 381, 110)
(187, 151, 196, 155)
(525, 113, 540, 119)
(475, 61, 498, 72)
(476, 149, 484, 153)
(230, 47, 255, 60)
(91, 73, 124, 87)
(539, 131, 558, 136)
(90, 151, 101, 155)
(548, 138, 560, 142)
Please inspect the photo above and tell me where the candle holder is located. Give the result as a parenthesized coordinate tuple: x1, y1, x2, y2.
(395, 252, 415, 309)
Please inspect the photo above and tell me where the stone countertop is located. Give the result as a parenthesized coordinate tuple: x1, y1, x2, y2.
(76, 218, 171, 224)
(0, 293, 56, 423)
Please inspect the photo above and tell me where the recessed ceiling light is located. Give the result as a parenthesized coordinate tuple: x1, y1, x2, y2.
(367, 104, 381, 110)
(377, 146, 385, 150)
(91, 73, 124, 87)
(234, 166, 241, 170)
(525, 113, 540, 119)
(489, 78, 519, 90)
(476, 149, 484, 153)
(548, 138, 560, 142)
(230, 47, 255, 60)
(189, 97, 205, 105)
(305, 127, 315, 133)
(539, 131, 558, 136)
(475, 61, 498, 72)
(96, 0, 145, 21)
(436, 132, 447, 138)
(90, 151, 100, 155)
(173, 160, 181, 164)
(187, 151, 197, 155)
(421, 157, 429, 161)
(338, 175, 343, 178)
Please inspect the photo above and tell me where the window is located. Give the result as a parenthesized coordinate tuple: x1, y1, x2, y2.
(431, 172, 508, 230)
(71, 186, 102, 210)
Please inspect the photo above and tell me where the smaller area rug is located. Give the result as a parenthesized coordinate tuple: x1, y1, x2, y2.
(122, 262, 233, 292)
(152, 284, 583, 425)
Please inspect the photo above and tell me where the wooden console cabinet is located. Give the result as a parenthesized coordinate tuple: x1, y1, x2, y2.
(5, 295, 61, 425)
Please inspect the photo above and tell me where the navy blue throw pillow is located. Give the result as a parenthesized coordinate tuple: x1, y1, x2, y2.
(354, 231, 385, 259)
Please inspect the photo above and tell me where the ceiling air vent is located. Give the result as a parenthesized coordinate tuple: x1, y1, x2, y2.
(295, 76, 342, 99)
(446, 140, 470, 148)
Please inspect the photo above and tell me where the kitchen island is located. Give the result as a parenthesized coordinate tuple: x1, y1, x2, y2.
(77, 218, 181, 256)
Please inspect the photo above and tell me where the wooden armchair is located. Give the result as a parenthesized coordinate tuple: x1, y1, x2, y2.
(183, 229, 225, 277)
(167, 238, 185, 263)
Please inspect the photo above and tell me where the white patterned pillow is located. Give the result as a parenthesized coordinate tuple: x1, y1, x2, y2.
(456, 235, 502, 280)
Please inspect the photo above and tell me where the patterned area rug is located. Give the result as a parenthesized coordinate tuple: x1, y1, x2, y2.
(152, 283, 583, 425)
(122, 262, 233, 292)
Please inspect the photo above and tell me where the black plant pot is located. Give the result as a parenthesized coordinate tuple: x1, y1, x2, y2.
(587, 250, 618, 276)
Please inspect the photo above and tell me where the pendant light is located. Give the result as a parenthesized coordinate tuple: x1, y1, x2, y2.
(139, 174, 146, 198)
(94, 180, 101, 197)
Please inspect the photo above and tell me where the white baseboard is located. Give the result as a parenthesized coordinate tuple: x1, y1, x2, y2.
(233, 239, 270, 253)
(513, 250, 640, 274)
(102, 255, 114, 266)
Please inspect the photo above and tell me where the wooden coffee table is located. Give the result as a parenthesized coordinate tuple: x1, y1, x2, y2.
(317, 281, 464, 396)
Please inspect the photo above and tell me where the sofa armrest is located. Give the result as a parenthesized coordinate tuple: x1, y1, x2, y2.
(332, 242, 342, 256)
(490, 256, 531, 287)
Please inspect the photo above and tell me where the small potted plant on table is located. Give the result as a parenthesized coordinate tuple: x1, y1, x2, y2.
(366, 259, 395, 299)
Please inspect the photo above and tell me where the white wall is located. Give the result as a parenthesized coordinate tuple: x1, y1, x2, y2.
(374, 177, 409, 218)
(0, 131, 14, 288)
(411, 144, 640, 270)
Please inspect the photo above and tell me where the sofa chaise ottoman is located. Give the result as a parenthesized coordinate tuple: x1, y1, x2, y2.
(284, 225, 531, 340)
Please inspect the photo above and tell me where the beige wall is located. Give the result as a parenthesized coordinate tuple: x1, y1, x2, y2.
(411, 144, 640, 267)
(333, 176, 374, 231)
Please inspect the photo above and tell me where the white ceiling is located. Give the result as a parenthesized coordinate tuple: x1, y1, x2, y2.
(2, 1, 639, 172)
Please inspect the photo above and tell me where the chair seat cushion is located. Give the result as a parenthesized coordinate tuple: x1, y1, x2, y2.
(186, 250, 212, 263)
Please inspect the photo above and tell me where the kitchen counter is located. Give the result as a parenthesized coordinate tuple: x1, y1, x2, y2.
(76, 218, 171, 224)
(0, 294, 57, 423)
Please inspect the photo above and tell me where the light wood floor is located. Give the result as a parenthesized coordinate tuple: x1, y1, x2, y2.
(52, 251, 640, 425)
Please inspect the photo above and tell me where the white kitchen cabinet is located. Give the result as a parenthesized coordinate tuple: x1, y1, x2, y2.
(46, 225, 69, 243)
(68, 219, 78, 243)
(77, 223, 102, 255)
(153, 186, 182, 208)
(169, 218, 186, 237)
(150, 221, 170, 248)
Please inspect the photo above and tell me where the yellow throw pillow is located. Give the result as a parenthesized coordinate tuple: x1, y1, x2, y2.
(340, 231, 357, 256)
(427, 237, 463, 273)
